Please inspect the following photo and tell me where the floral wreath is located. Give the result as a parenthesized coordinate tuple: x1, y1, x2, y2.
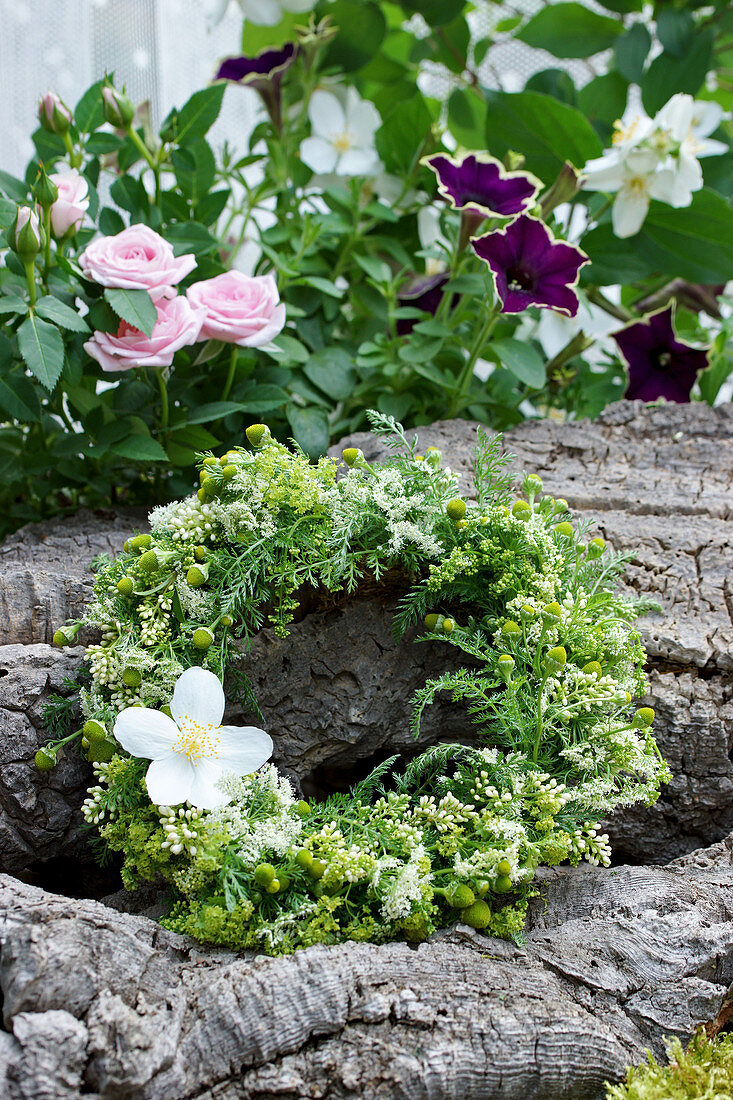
(42, 414, 669, 954)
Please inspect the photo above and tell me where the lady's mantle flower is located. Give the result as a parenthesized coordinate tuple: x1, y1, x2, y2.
(472, 216, 588, 317)
(612, 306, 709, 403)
(300, 88, 381, 177)
(423, 152, 540, 217)
(113, 666, 273, 810)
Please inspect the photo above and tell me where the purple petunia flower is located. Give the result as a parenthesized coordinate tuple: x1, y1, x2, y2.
(423, 153, 540, 218)
(396, 272, 450, 335)
(612, 306, 709, 403)
(472, 215, 588, 317)
(216, 44, 297, 130)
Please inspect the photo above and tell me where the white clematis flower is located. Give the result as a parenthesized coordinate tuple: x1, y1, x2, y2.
(300, 88, 381, 177)
(113, 667, 273, 810)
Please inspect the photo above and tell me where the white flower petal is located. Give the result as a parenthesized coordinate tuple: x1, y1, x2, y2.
(170, 666, 225, 729)
(691, 101, 724, 139)
(649, 166, 694, 206)
(282, 0, 315, 11)
(188, 759, 230, 810)
(300, 136, 338, 174)
(695, 137, 728, 159)
(217, 725, 273, 774)
(612, 190, 649, 238)
(655, 93, 694, 143)
(336, 147, 380, 177)
(114, 708, 179, 760)
(625, 148, 660, 175)
(241, 0, 282, 25)
(309, 90, 345, 140)
(145, 753, 195, 806)
(346, 93, 381, 147)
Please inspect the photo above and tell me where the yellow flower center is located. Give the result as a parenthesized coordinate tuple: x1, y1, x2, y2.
(612, 117, 639, 146)
(626, 176, 648, 195)
(172, 718, 221, 764)
(332, 130, 354, 153)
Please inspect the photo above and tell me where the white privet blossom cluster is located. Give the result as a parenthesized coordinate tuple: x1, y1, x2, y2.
(583, 93, 728, 238)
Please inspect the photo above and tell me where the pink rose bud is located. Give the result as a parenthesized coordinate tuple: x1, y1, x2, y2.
(79, 225, 197, 299)
(83, 295, 205, 373)
(12, 206, 42, 260)
(49, 168, 90, 238)
(186, 271, 286, 348)
(102, 85, 135, 128)
(38, 92, 72, 135)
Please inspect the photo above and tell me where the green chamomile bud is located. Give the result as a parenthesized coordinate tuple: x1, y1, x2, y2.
(446, 499, 467, 522)
(309, 858, 326, 880)
(494, 874, 513, 894)
(83, 720, 107, 744)
(554, 521, 574, 538)
(296, 800, 311, 818)
(633, 707, 655, 728)
(460, 899, 491, 930)
(442, 618, 455, 634)
(497, 858, 512, 876)
(221, 464, 238, 482)
(553, 498, 569, 515)
(582, 661, 602, 678)
(447, 884, 475, 909)
(102, 83, 135, 128)
(545, 646, 567, 673)
(246, 423, 269, 448)
(122, 667, 142, 688)
(35, 748, 57, 771)
(117, 577, 134, 598)
(424, 613, 441, 631)
(199, 469, 212, 486)
(542, 602, 563, 622)
(587, 537, 605, 558)
(194, 545, 207, 563)
(523, 473, 543, 495)
(53, 623, 80, 647)
(265, 878, 281, 894)
(254, 863, 276, 887)
(295, 848, 313, 870)
(519, 604, 536, 621)
(186, 564, 209, 587)
(197, 487, 213, 504)
(131, 533, 152, 552)
(511, 500, 532, 520)
(220, 614, 234, 628)
(138, 550, 160, 573)
(192, 627, 214, 651)
(497, 654, 515, 682)
(123, 539, 132, 552)
(202, 455, 218, 468)
(425, 446, 442, 468)
(501, 620, 521, 637)
(81, 736, 90, 751)
(87, 738, 116, 764)
(342, 447, 362, 468)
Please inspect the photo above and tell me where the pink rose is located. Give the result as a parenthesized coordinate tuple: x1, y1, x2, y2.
(49, 168, 89, 237)
(79, 225, 197, 300)
(83, 295, 205, 373)
(186, 272, 286, 347)
(38, 92, 72, 134)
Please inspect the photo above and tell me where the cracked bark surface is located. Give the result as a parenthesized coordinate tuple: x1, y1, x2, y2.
(1, 835, 732, 1100)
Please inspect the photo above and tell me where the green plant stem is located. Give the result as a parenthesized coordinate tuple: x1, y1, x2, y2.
(450, 305, 500, 415)
(221, 346, 238, 402)
(62, 131, 82, 169)
(23, 260, 37, 307)
(42, 208, 52, 288)
(585, 286, 633, 323)
(127, 125, 157, 171)
(157, 370, 169, 433)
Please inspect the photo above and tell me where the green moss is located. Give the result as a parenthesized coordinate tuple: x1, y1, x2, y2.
(607, 1032, 733, 1100)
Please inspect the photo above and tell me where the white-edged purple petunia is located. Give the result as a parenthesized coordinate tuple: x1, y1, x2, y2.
(612, 306, 709, 403)
(423, 152, 541, 218)
(472, 215, 588, 317)
(113, 667, 273, 810)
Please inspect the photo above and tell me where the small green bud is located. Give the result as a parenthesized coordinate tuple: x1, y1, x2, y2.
(542, 602, 563, 622)
(501, 620, 521, 637)
(494, 874, 513, 894)
(199, 469, 212, 486)
(122, 667, 142, 688)
(295, 848, 313, 870)
(194, 545, 207, 563)
(138, 550, 159, 573)
(296, 800, 311, 818)
(519, 604, 536, 621)
(265, 878, 281, 894)
(220, 614, 234, 628)
(35, 748, 56, 771)
(523, 473, 543, 495)
(442, 617, 455, 634)
(192, 627, 214, 651)
(12, 206, 42, 260)
(102, 83, 135, 128)
(81, 736, 90, 751)
(53, 629, 69, 648)
(53, 623, 80, 647)
(447, 884, 475, 909)
(38, 91, 72, 135)
(342, 447, 362, 467)
(254, 863, 276, 887)
(130, 534, 152, 551)
(309, 858, 326, 880)
(186, 564, 208, 587)
(633, 707, 655, 728)
(497, 858, 511, 876)
(553, 499, 569, 515)
(32, 166, 59, 210)
(425, 447, 442, 467)
(587, 537, 605, 558)
(446, 499, 467, 522)
(512, 500, 532, 520)
(222, 464, 238, 482)
(545, 646, 567, 673)
(117, 577, 134, 597)
(554, 521, 574, 538)
(497, 654, 515, 682)
(83, 720, 107, 744)
(460, 899, 491, 930)
(123, 539, 132, 552)
(87, 738, 116, 764)
(197, 486, 213, 503)
(278, 873, 290, 891)
(424, 613, 441, 631)
(246, 423, 269, 448)
(582, 661, 602, 678)
(159, 109, 178, 144)
(202, 455, 218, 468)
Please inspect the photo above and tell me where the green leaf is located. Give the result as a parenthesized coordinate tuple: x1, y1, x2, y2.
(518, 3, 622, 59)
(17, 314, 65, 390)
(491, 339, 546, 388)
(641, 30, 714, 115)
(595, 0, 641, 11)
(0, 170, 29, 203)
(98, 207, 126, 236)
(0, 374, 41, 422)
(165, 221, 218, 255)
(304, 348, 357, 400)
(398, 0, 464, 25)
(447, 87, 487, 149)
(35, 296, 89, 333)
(84, 132, 123, 155)
(484, 91, 602, 180)
(175, 84, 225, 146)
(614, 23, 651, 84)
(175, 401, 243, 425)
(0, 295, 28, 316)
(267, 335, 311, 364)
(577, 72, 628, 140)
(171, 139, 216, 203)
(110, 174, 147, 215)
(525, 69, 577, 106)
(656, 9, 695, 59)
(104, 288, 157, 337)
(111, 435, 169, 462)
(581, 223, 654, 285)
(636, 189, 733, 284)
(240, 11, 302, 51)
(196, 189, 229, 226)
(376, 93, 434, 174)
(74, 80, 105, 134)
(236, 384, 290, 413)
(353, 254, 391, 283)
(293, 275, 344, 298)
(324, 0, 387, 72)
(286, 404, 330, 457)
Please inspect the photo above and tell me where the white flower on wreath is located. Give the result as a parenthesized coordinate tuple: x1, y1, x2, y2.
(300, 88, 382, 177)
(113, 667, 273, 810)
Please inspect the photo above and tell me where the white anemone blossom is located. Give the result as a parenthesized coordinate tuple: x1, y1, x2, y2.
(113, 667, 273, 810)
(582, 93, 728, 238)
(300, 88, 381, 177)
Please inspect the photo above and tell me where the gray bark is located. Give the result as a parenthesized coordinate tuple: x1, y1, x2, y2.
(1, 833, 732, 1100)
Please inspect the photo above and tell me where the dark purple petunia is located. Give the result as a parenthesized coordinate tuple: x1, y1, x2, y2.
(424, 153, 540, 217)
(612, 307, 709, 403)
(216, 45, 297, 130)
(396, 272, 450, 335)
(472, 215, 588, 317)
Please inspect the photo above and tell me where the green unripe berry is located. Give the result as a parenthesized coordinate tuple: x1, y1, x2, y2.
(194, 546, 207, 563)
(83, 719, 107, 744)
(342, 447, 362, 467)
(542, 602, 563, 621)
(582, 661, 603, 678)
(587, 537, 605, 557)
(131, 534, 152, 552)
(246, 423, 269, 448)
(35, 748, 56, 771)
(222, 464, 238, 481)
(447, 884, 475, 909)
(460, 899, 491, 930)
(186, 565, 208, 587)
(138, 550, 159, 573)
(117, 577, 134, 598)
(197, 487, 213, 504)
(424, 613, 441, 631)
(122, 667, 142, 688)
(446, 499, 467, 522)
(309, 858, 326, 880)
(545, 646, 567, 673)
(220, 614, 234, 628)
(512, 500, 532, 520)
(442, 618, 455, 634)
(254, 863, 276, 887)
(494, 874, 513, 894)
(633, 707, 655, 728)
(202, 455, 218, 468)
(497, 859, 511, 876)
(501, 620, 521, 636)
(192, 627, 214, 651)
(265, 878, 281, 894)
(554, 521, 574, 538)
(296, 800, 311, 818)
(295, 848, 313, 870)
